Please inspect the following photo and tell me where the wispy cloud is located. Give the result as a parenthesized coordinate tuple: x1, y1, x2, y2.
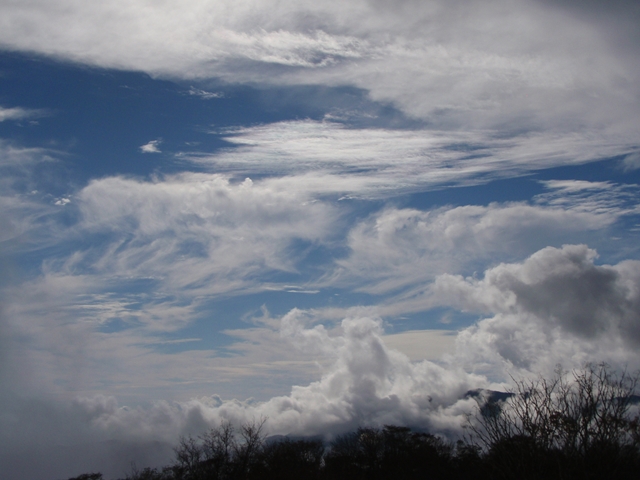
(140, 139, 162, 153)
(71, 173, 336, 301)
(0, 106, 45, 122)
(1, 2, 639, 477)
(622, 151, 640, 171)
(187, 87, 223, 99)
(180, 121, 638, 198)
(535, 179, 640, 216)
(0, 142, 61, 244)
(335, 202, 617, 295)
(0, 0, 638, 136)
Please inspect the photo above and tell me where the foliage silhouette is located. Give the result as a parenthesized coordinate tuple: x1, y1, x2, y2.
(70, 364, 639, 480)
(466, 363, 640, 479)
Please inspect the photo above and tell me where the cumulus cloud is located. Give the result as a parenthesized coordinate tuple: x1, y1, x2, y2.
(3, 244, 639, 479)
(2, 150, 635, 404)
(382, 329, 456, 361)
(69, 245, 638, 445)
(69, 312, 486, 442)
(336, 201, 620, 295)
(0, 307, 483, 478)
(2, 135, 637, 401)
(435, 244, 640, 378)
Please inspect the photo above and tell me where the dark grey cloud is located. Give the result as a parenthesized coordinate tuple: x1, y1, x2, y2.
(437, 245, 640, 377)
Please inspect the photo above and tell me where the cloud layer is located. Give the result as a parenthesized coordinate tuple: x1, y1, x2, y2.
(338, 201, 614, 294)
(5, 240, 640, 478)
(1, 0, 638, 136)
(73, 173, 335, 301)
(63, 245, 640, 441)
(183, 120, 638, 198)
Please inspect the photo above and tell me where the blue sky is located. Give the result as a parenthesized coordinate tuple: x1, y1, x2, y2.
(1, 1, 640, 478)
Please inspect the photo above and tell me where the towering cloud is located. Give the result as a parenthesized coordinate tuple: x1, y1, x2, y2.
(438, 245, 640, 377)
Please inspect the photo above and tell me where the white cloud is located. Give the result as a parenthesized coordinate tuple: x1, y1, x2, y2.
(140, 139, 162, 153)
(20, 240, 639, 451)
(187, 86, 223, 99)
(0, 140, 56, 170)
(0, 0, 638, 138)
(70, 173, 336, 300)
(0, 302, 485, 476)
(0, 106, 43, 122)
(0, 171, 339, 353)
(67, 312, 487, 441)
(0, 142, 60, 244)
(622, 151, 640, 171)
(3, 244, 639, 478)
(1, 2, 639, 476)
(2, 136, 637, 407)
(382, 329, 456, 361)
(535, 179, 640, 216)
(2, 150, 635, 406)
(180, 120, 638, 198)
(336, 201, 618, 295)
(434, 244, 640, 379)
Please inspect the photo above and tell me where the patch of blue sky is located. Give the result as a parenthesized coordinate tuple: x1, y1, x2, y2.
(535, 157, 640, 185)
(403, 176, 546, 209)
(0, 54, 230, 178)
(0, 52, 417, 183)
(98, 316, 140, 334)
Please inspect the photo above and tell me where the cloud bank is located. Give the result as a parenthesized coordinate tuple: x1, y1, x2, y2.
(69, 245, 640, 437)
(0, 0, 638, 138)
(3, 234, 640, 475)
(3, 244, 639, 479)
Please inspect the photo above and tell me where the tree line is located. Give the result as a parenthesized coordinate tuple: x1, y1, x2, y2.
(70, 364, 640, 480)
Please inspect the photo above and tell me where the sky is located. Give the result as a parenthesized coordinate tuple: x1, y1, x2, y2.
(1, 0, 640, 478)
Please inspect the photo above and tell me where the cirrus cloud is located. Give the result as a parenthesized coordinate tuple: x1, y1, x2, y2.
(0, 0, 638, 137)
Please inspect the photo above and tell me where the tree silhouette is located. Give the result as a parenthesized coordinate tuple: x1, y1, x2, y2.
(467, 363, 640, 479)
(72, 364, 640, 480)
